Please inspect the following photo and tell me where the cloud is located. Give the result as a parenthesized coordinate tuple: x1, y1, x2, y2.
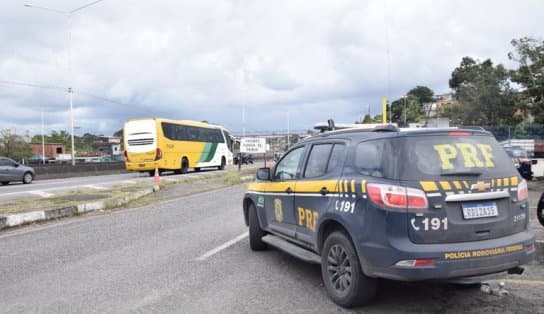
(0, 0, 542, 136)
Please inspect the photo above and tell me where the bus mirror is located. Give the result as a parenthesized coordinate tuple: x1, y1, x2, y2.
(256, 168, 270, 181)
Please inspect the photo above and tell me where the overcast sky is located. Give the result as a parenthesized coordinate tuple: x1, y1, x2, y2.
(0, 0, 542, 136)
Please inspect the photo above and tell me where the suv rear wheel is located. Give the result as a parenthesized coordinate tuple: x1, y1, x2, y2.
(321, 231, 376, 308)
(248, 204, 267, 251)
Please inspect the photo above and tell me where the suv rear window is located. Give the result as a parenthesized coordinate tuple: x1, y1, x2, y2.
(399, 134, 516, 180)
(353, 134, 517, 181)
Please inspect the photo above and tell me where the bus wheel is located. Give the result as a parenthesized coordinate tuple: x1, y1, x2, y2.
(180, 158, 189, 174)
(218, 157, 226, 170)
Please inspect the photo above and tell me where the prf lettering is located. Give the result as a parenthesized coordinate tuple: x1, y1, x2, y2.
(297, 207, 318, 231)
(433, 144, 495, 170)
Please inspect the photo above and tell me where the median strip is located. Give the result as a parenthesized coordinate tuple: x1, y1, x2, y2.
(0, 167, 258, 232)
(28, 191, 54, 198)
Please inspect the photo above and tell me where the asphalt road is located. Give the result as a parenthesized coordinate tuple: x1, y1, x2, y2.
(0, 185, 543, 313)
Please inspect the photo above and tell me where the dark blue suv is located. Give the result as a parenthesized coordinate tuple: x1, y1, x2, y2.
(243, 125, 535, 307)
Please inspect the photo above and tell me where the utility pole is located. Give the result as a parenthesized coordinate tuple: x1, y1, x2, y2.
(24, 0, 105, 166)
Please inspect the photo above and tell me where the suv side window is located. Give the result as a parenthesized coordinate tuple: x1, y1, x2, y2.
(0, 158, 10, 166)
(274, 147, 304, 180)
(327, 144, 345, 174)
(304, 144, 332, 178)
(354, 140, 395, 178)
(304, 143, 346, 178)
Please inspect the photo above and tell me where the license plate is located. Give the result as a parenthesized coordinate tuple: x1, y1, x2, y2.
(138, 163, 145, 167)
(462, 202, 498, 219)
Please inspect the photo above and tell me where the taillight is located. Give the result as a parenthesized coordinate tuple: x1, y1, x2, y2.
(123, 150, 129, 162)
(367, 183, 428, 211)
(395, 258, 435, 267)
(448, 131, 470, 136)
(517, 180, 528, 202)
(155, 148, 163, 161)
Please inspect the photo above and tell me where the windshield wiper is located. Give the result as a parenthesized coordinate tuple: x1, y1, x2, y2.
(440, 171, 482, 177)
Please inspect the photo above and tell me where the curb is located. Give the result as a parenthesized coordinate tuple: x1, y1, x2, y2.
(0, 186, 157, 232)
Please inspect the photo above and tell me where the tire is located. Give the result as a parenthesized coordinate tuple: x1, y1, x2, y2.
(537, 192, 544, 227)
(180, 158, 189, 174)
(1, 181, 9, 186)
(218, 157, 226, 170)
(248, 204, 267, 251)
(321, 231, 377, 308)
(22, 172, 33, 184)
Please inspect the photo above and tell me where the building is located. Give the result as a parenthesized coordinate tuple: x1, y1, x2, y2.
(29, 143, 65, 158)
(91, 136, 122, 156)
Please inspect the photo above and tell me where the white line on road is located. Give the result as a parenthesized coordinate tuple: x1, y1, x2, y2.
(85, 185, 108, 190)
(195, 232, 248, 261)
(28, 190, 54, 198)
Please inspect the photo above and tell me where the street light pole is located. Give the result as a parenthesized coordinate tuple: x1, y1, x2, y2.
(24, 0, 104, 166)
(403, 95, 407, 126)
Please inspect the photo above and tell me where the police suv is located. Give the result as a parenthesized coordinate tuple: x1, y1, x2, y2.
(242, 124, 535, 307)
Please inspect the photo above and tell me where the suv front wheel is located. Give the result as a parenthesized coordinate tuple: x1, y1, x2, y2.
(321, 231, 376, 308)
(248, 204, 267, 251)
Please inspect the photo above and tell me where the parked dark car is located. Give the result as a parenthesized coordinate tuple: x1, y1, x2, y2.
(504, 146, 536, 181)
(0, 157, 35, 185)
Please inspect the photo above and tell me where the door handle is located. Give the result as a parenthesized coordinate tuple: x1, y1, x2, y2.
(285, 187, 293, 194)
(320, 187, 329, 195)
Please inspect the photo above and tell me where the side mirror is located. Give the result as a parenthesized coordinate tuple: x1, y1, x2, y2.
(14, 163, 20, 168)
(256, 168, 270, 181)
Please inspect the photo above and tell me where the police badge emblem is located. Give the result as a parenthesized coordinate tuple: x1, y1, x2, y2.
(274, 198, 283, 222)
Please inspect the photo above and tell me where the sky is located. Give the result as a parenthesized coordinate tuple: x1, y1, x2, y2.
(0, 0, 542, 137)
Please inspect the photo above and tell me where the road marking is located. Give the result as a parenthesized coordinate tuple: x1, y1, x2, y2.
(504, 279, 544, 286)
(122, 180, 137, 184)
(28, 190, 54, 198)
(85, 185, 108, 190)
(195, 232, 248, 261)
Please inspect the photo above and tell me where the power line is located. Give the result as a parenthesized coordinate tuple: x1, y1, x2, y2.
(0, 79, 67, 92)
(0, 79, 159, 116)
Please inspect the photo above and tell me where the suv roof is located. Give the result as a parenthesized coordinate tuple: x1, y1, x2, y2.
(303, 125, 492, 143)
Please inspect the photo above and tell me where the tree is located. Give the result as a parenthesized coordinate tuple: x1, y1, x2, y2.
(0, 129, 32, 161)
(407, 86, 434, 104)
(509, 37, 544, 123)
(390, 94, 426, 125)
(449, 57, 520, 126)
(437, 101, 464, 125)
(362, 114, 373, 124)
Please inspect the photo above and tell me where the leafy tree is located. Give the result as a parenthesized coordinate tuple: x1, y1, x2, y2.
(390, 94, 426, 125)
(362, 114, 373, 124)
(407, 86, 434, 104)
(437, 101, 464, 125)
(509, 37, 544, 123)
(449, 57, 520, 126)
(0, 129, 32, 161)
(514, 120, 532, 138)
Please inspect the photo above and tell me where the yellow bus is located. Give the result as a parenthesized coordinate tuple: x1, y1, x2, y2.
(123, 118, 234, 174)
